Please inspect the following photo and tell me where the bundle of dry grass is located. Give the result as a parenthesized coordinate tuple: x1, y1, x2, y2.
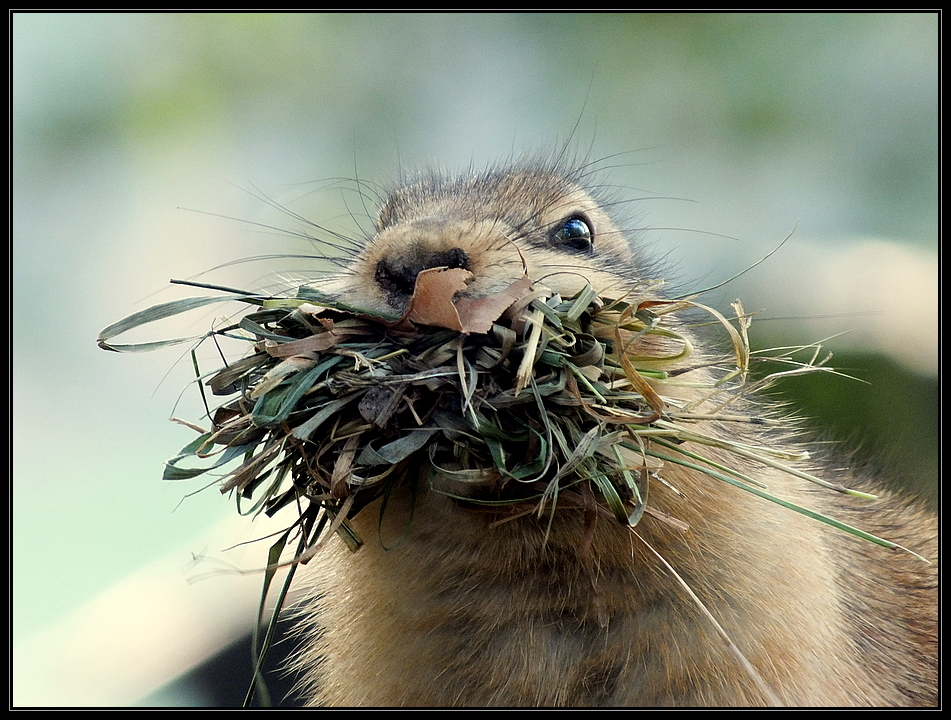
(99, 268, 908, 565)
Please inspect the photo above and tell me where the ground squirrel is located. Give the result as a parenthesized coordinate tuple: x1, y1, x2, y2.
(285, 157, 937, 707)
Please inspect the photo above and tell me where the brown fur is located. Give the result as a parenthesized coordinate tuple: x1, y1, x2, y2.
(290, 160, 937, 707)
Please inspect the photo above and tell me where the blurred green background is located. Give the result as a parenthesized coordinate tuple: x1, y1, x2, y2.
(13, 12, 937, 707)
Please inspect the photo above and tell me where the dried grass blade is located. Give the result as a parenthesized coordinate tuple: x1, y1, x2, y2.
(514, 306, 545, 394)
(632, 529, 783, 707)
(97, 295, 257, 351)
(646, 448, 914, 555)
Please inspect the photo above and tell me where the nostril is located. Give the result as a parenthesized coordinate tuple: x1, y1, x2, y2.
(373, 260, 416, 298)
(375, 247, 471, 299)
(441, 247, 470, 272)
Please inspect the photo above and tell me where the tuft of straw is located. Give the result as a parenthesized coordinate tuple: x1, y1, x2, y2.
(99, 268, 911, 560)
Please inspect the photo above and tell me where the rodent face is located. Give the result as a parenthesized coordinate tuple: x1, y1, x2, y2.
(326, 166, 643, 316)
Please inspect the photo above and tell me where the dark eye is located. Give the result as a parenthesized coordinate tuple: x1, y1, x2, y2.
(553, 216, 593, 252)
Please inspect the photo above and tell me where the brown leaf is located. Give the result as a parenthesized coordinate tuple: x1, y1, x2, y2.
(403, 267, 471, 331)
(402, 269, 535, 335)
(455, 275, 534, 334)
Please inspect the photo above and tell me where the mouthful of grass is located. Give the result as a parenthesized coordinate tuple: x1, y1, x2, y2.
(99, 266, 913, 560)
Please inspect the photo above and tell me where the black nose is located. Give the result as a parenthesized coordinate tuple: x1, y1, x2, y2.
(375, 247, 471, 300)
